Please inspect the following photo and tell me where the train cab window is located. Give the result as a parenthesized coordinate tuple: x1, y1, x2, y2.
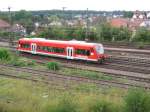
(86, 50, 90, 56)
(75, 49, 90, 56)
(21, 43, 30, 48)
(95, 45, 104, 54)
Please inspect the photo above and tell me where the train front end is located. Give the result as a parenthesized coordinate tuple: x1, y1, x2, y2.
(95, 44, 108, 63)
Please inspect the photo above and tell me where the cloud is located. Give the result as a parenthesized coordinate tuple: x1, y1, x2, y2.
(0, 0, 150, 11)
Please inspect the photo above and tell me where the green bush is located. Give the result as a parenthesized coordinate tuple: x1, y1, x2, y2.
(47, 62, 60, 71)
(0, 30, 19, 39)
(0, 48, 11, 61)
(88, 99, 117, 112)
(132, 27, 150, 43)
(124, 88, 150, 112)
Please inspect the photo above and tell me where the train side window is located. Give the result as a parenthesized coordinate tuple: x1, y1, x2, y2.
(37, 46, 47, 51)
(37, 46, 64, 53)
(75, 49, 90, 56)
(86, 50, 90, 56)
(21, 43, 30, 48)
(37, 46, 41, 50)
(53, 47, 65, 53)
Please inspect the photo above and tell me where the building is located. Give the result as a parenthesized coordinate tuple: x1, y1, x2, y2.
(109, 10, 150, 31)
(132, 10, 147, 20)
(11, 24, 26, 35)
(0, 19, 10, 30)
(110, 18, 129, 28)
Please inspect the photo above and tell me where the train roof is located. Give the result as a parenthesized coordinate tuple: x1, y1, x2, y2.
(19, 38, 103, 47)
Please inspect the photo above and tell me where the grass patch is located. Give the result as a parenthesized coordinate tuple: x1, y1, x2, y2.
(0, 77, 125, 112)
(0, 48, 36, 67)
(125, 88, 150, 112)
(0, 48, 127, 83)
(9, 56, 36, 67)
(47, 62, 60, 71)
(0, 48, 11, 61)
(60, 67, 114, 81)
(0, 76, 149, 112)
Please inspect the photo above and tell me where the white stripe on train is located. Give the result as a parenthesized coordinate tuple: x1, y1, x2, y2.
(18, 49, 98, 62)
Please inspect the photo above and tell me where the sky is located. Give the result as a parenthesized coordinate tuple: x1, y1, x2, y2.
(0, 0, 150, 11)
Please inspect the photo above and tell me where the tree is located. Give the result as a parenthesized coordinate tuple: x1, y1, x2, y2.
(111, 27, 131, 41)
(13, 10, 32, 21)
(96, 23, 112, 41)
(123, 11, 134, 18)
(133, 27, 150, 42)
(72, 27, 85, 40)
(48, 15, 60, 23)
(38, 28, 55, 38)
(0, 12, 9, 22)
(12, 10, 34, 34)
(96, 22, 131, 42)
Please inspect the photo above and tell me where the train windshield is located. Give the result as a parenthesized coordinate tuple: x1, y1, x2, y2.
(95, 44, 104, 54)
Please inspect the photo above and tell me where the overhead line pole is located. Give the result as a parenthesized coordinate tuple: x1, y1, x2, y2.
(86, 8, 89, 40)
(8, 6, 13, 46)
(62, 7, 66, 26)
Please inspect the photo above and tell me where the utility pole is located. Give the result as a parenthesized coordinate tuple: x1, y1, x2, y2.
(62, 7, 66, 18)
(62, 7, 66, 26)
(85, 8, 89, 40)
(8, 6, 13, 46)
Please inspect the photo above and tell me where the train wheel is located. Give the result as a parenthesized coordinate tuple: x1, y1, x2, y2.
(99, 58, 105, 64)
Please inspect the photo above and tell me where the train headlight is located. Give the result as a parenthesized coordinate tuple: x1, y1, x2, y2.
(91, 53, 94, 55)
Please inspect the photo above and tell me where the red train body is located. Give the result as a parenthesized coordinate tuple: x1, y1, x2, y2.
(17, 38, 108, 63)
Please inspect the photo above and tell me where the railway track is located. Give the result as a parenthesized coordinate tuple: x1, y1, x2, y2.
(103, 42, 150, 50)
(1, 42, 150, 72)
(17, 53, 150, 91)
(0, 43, 150, 75)
(102, 63, 150, 74)
(0, 42, 150, 89)
(20, 52, 150, 74)
(106, 55, 150, 69)
(0, 63, 150, 89)
(1, 39, 150, 50)
(19, 53, 150, 83)
(105, 47, 150, 55)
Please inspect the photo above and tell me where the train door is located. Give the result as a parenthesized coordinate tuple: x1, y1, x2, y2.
(31, 43, 37, 54)
(66, 47, 74, 59)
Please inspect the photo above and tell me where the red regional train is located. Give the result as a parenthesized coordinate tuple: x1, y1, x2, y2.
(17, 38, 108, 63)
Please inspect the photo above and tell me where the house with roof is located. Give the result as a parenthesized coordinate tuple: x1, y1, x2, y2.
(110, 18, 150, 31)
(109, 10, 150, 30)
(110, 18, 129, 28)
(132, 10, 147, 20)
(0, 19, 10, 30)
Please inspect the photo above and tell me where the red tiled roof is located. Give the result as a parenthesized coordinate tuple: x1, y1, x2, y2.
(0, 19, 10, 28)
(110, 18, 129, 27)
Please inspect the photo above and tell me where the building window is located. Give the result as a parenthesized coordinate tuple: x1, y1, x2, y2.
(21, 43, 30, 48)
(75, 49, 90, 56)
(37, 46, 65, 53)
